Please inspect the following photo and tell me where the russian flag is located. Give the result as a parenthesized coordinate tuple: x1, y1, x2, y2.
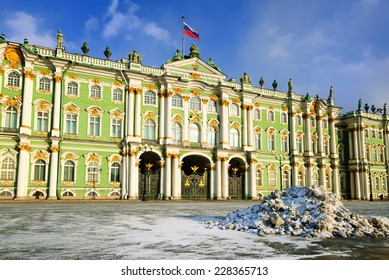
(183, 22, 200, 40)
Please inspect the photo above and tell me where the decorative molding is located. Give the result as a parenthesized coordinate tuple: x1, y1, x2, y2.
(190, 73, 200, 80)
(54, 76, 62, 83)
(18, 144, 31, 152)
(68, 73, 78, 79)
(23, 70, 35, 80)
(92, 78, 101, 84)
(209, 94, 218, 100)
(191, 89, 201, 96)
(5, 46, 23, 68)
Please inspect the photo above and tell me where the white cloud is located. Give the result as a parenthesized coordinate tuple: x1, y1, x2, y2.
(4, 11, 55, 48)
(101, 0, 170, 44)
(85, 16, 99, 33)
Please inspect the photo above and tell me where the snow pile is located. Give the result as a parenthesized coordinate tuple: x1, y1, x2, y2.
(205, 186, 389, 238)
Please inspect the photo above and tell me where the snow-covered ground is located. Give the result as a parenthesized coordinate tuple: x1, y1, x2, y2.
(0, 197, 388, 260)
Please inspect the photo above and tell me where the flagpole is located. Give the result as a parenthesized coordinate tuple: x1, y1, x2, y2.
(181, 15, 185, 57)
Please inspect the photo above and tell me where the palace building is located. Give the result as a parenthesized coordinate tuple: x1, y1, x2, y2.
(0, 32, 388, 200)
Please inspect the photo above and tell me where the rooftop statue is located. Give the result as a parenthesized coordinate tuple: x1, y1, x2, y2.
(207, 57, 221, 72)
(166, 50, 184, 63)
(384, 103, 387, 115)
(240, 72, 251, 84)
(288, 78, 293, 93)
(364, 103, 369, 113)
(129, 50, 142, 63)
(189, 43, 200, 58)
(56, 30, 63, 49)
(0, 34, 5, 43)
(81, 42, 90, 55)
(358, 99, 362, 111)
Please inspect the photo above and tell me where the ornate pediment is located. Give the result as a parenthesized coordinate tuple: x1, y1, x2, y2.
(162, 57, 226, 80)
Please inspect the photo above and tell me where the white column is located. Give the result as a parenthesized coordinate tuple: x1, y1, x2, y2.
(159, 92, 165, 143)
(215, 157, 222, 199)
(220, 100, 230, 149)
(247, 106, 254, 148)
(332, 165, 340, 197)
(242, 105, 248, 148)
(51, 75, 62, 137)
(355, 169, 361, 199)
(350, 171, 355, 198)
(221, 157, 229, 198)
(134, 89, 142, 138)
(292, 164, 298, 186)
(209, 164, 215, 199)
(19, 70, 34, 135)
(159, 160, 165, 199)
(328, 116, 337, 158)
(171, 154, 179, 198)
(249, 160, 256, 199)
(165, 92, 173, 144)
(128, 89, 135, 136)
(134, 160, 140, 198)
(319, 164, 326, 187)
(183, 97, 189, 146)
(317, 114, 324, 155)
(290, 111, 297, 154)
(48, 144, 59, 199)
(164, 154, 172, 198)
(303, 111, 312, 155)
(120, 151, 127, 199)
(201, 99, 208, 147)
(15, 143, 31, 199)
(128, 151, 137, 199)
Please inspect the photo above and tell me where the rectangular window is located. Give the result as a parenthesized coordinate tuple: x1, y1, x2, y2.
(65, 114, 77, 134)
(111, 118, 122, 138)
(36, 111, 49, 132)
(89, 116, 101, 136)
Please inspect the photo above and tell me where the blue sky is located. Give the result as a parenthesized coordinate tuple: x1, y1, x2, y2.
(1, 0, 389, 112)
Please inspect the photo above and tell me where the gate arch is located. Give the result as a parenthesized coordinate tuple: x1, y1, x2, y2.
(228, 157, 245, 199)
(138, 151, 161, 200)
(181, 154, 211, 200)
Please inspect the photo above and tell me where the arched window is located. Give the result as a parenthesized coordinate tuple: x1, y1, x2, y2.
(36, 111, 49, 132)
(312, 171, 319, 186)
(171, 122, 182, 145)
(375, 177, 380, 190)
(39, 77, 51, 91)
(280, 112, 288, 123)
(34, 159, 46, 181)
(254, 109, 261, 120)
(189, 97, 201, 111)
(297, 172, 304, 186)
(67, 81, 78, 96)
(207, 126, 216, 146)
(144, 119, 156, 140)
(326, 172, 331, 188)
(310, 116, 316, 127)
(89, 115, 101, 136)
(112, 88, 123, 101)
(189, 123, 200, 142)
(267, 133, 275, 151)
(230, 128, 239, 147)
(111, 118, 122, 138)
(87, 161, 99, 183)
(0, 157, 16, 180)
(364, 129, 369, 138)
(230, 103, 239, 116)
(90, 85, 102, 99)
(63, 160, 75, 182)
(110, 162, 120, 183)
(281, 135, 288, 152)
(256, 169, 262, 186)
(144, 91, 156, 105)
(65, 113, 77, 134)
(7, 71, 20, 87)
(254, 131, 261, 150)
(322, 119, 328, 129)
(172, 94, 183, 108)
(295, 115, 302, 126)
(296, 136, 303, 153)
(282, 171, 290, 188)
(268, 169, 276, 186)
(267, 110, 274, 122)
(5, 107, 18, 129)
(207, 100, 217, 113)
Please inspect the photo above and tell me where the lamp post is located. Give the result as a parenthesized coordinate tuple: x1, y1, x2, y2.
(141, 144, 153, 201)
(275, 154, 287, 190)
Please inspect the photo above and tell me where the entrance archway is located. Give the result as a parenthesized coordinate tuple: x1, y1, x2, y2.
(228, 157, 245, 199)
(181, 155, 210, 199)
(138, 151, 161, 200)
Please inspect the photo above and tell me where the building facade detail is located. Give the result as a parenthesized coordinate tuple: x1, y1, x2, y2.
(0, 34, 387, 200)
